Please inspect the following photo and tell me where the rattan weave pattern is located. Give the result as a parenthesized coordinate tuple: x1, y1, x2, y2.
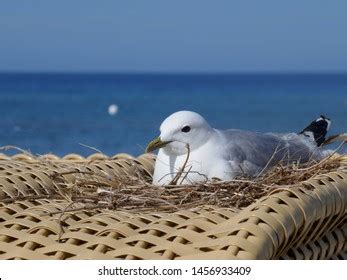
(0, 153, 346, 260)
(0, 153, 156, 203)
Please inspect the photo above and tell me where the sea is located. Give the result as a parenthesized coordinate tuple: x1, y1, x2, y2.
(0, 73, 346, 157)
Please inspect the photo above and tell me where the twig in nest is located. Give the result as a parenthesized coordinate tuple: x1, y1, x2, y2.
(78, 143, 104, 155)
(169, 144, 190, 185)
(179, 166, 193, 185)
(158, 170, 208, 184)
(50, 169, 95, 179)
(1, 194, 63, 204)
(0, 145, 35, 158)
(56, 202, 74, 242)
(256, 143, 286, 179)
(43, 204, 109, 217)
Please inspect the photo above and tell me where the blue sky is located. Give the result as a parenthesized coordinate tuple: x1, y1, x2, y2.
(1, 0, 347, 72)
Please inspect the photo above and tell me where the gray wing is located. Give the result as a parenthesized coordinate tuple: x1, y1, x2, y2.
(221, 129, 323, 176)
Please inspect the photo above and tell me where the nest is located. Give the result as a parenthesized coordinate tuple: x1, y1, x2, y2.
(0, 145, 343, 214)
(36, 155, 344, 214)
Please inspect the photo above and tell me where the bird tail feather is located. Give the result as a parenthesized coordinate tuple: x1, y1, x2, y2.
(299, 115, 331, 147)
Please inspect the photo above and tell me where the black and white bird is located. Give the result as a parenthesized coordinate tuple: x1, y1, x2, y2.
(146, 111, 334, 185)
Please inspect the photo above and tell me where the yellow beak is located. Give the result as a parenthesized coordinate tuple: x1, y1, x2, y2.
(145, 136, 172, 153)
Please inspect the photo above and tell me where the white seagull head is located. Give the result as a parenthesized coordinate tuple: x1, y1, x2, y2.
(146, 111, 212, 155)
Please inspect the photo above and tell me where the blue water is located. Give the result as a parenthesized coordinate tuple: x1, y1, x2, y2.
(0, 73, 346, 156)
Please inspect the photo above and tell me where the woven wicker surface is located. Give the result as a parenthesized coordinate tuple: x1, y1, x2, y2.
(0, 153, 346, 260)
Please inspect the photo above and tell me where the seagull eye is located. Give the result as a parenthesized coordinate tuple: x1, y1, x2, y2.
(181, 126, 191, 133)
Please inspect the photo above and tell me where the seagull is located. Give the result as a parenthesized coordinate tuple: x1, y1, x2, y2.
(146, 111, 332, 185)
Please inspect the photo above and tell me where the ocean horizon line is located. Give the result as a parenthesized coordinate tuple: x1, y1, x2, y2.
(1, 70, 347, 76)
